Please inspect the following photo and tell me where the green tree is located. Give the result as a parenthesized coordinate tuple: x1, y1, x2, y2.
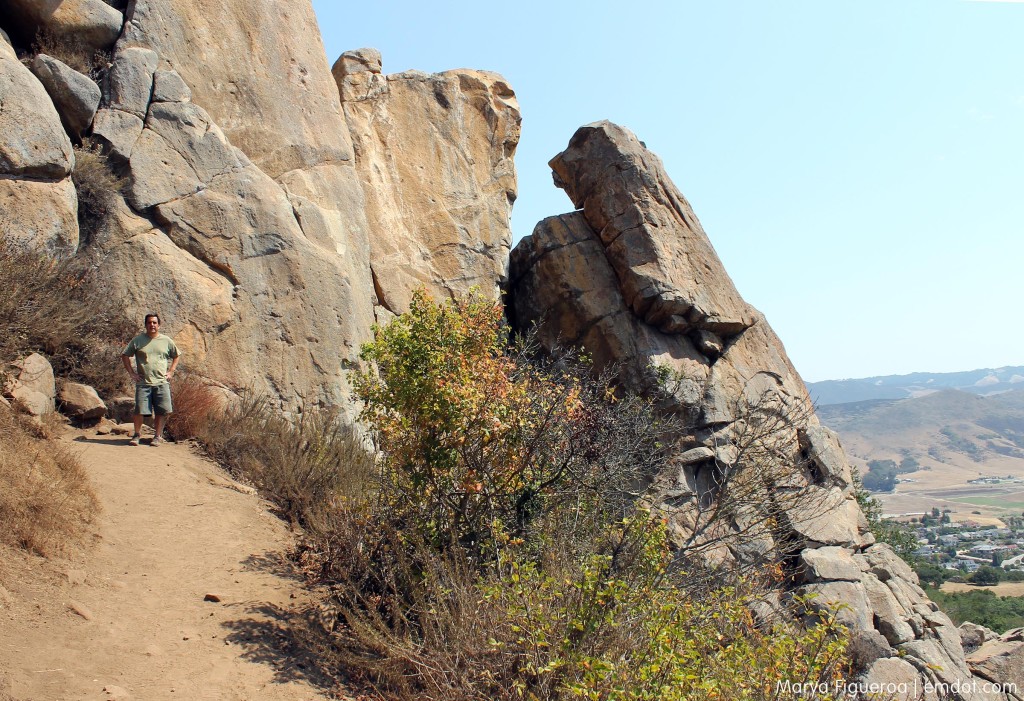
(853, 469, 918, 560)
(970, 566, 1002, 586)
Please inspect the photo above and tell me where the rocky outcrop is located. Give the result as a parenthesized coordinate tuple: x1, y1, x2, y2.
(1, 0, 123, 51)
(28, 1, 379, 410)
(336, 48, 521, 314)
(509, 121, 1001, 698)
(3, 353, 56, 416)
(0, 39, 79, 257)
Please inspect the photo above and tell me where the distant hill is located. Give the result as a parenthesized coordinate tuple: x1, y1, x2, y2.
(816, 388, 1024, 520)
(818, 389, 1024, 456)
(808, 367, 1024, 406)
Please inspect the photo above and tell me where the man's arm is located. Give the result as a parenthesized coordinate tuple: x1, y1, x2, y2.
(121, 354, 140, 383)
(167, 354, 180, 379)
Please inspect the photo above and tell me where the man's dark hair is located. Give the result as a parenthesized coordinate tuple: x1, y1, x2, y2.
(144, 313, 161, 325)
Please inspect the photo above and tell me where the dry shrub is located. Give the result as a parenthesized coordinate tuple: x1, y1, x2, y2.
(291, 292, 852, 700)
(29, 28, 108, 78)
(0, 406, 99, 556)
(0, 239, 134, 398)
(167, 374, 222, 441)
(198, 393, 375, 528)
(72, 141, 127, 245)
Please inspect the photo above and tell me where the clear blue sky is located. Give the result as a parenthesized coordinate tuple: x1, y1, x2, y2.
(312, 0, 1024, 383)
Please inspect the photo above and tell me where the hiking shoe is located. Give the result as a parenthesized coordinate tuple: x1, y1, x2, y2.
(128, 434, 140, 446)
(151, 436, 163, 447)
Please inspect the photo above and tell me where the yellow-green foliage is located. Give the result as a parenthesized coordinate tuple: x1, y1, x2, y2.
(352, 288, 673, 558)
(483, 515, 849, 701)
(302, 290, 852, 701)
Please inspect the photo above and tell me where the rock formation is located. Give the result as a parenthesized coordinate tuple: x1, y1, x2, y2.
(1, 1, 1020, 697)
(335, 48, 520, 315)
(1, 0, 517, 410)
(509, 121, 1019, 698)
(0, 29, 78, 258)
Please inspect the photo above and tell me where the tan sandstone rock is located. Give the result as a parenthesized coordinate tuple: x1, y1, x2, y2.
(120, 0, 353, 179)
(58, 382, 106, 420)
(0, 40, 78, 257)
(337, 49, 521, 313)
(967, 628, 1024, 697)
(6, 353, 56, 415)
(1, 0, 123, 51)
(0, 177, 79, 257)
(549, 121, 755, 336)
(109, 0, 378, 408)
(0, 47, 74, 178)
(29, 54, 101, 139)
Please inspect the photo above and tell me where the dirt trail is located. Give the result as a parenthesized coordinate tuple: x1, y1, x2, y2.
(0, 428, 336, 701)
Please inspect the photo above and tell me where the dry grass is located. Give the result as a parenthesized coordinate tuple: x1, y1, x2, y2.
(29, 28, 108, 77)
(166, 374, 223, 441)
(0, 406, 99, 556)
(72, 141, 127, 245)
(197, 394, 375, 528)
(0, 238, 135, 399)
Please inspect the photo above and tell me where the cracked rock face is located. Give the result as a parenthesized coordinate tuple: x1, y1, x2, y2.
(48, 2, 376, 411)
(336, 48, 521, 315)
(0, 41, 78, 258)
(509, 121, 1008, 698)
(2, 1, 518, 413)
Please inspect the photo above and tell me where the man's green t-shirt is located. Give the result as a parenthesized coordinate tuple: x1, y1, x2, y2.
(122, 333, 179, 386)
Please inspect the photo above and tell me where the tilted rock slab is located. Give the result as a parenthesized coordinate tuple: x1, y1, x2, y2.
(29, 54, 101, 139)
(509, 121, 1002, 697)
(336, 48, 521, 314)
(0, 43, 78, 257)
(549, 121, 755, 336)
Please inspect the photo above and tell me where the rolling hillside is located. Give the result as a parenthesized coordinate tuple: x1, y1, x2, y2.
(817, 389, 1024, 521)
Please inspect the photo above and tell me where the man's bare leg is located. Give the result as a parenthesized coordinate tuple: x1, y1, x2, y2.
(129, 414, 144, 445)
(152, 414, 168, 444)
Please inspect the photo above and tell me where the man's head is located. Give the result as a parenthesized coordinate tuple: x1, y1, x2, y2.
(144, 313, 160, 337)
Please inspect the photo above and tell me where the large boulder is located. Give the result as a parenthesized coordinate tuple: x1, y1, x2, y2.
(1, 0, 123, 51)
(29, 54, 101, 139)
(0, 177, 79, 257)
(5, 353, 56, 415)
(0, 47, 74, 178)
(58, 382, 106, 420)
(337, 49, 521, 313)
(0, 42, 78, 257)
(548, 121, 755, 336)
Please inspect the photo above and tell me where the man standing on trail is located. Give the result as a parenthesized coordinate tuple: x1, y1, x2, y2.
(121, 313, 180, 446)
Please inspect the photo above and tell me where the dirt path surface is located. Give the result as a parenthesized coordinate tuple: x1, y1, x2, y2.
(0, 428, 336, 701)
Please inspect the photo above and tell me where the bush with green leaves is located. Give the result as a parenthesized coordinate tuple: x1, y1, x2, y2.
(924, 587, 1024, 633)
(296, 290, 852, 700)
